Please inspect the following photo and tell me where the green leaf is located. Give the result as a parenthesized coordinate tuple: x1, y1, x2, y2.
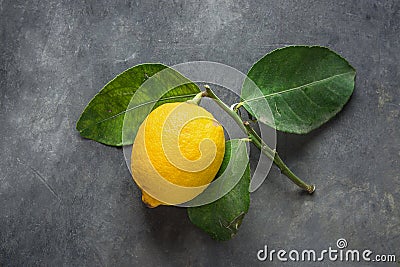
(241, 46, 356, 134)
(76, 63, 200, 146)
(187, 139, 250, 241)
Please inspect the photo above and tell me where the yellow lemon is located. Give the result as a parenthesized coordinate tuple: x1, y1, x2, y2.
(131, 102, 225, 207)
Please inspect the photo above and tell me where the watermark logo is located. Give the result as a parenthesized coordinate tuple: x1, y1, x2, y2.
(257, 238, 397, 263)
(336, 238, 348, 249)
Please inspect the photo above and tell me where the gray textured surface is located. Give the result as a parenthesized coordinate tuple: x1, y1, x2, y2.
(1, 0, 399, 266)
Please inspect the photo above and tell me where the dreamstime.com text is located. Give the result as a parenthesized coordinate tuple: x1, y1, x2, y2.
(257, 238, 397, 263)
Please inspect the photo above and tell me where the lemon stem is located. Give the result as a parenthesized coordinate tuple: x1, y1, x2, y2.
(203, 85, 247, 133)
(203, 85, 315, 194)
(186, 92, 204, 105)
(243, 121, 315, 194)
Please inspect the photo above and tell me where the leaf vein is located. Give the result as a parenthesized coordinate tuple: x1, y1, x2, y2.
(244, 71, 353, 103)
(78, 93, 198, 132)
(278, 95, 308, 123)
(300, 90, 324, 109)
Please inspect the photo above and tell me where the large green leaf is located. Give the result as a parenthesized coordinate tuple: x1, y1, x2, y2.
(76, 64, 200, 146)
(187, 139, 250, 241)
(241, 46, 356, 134)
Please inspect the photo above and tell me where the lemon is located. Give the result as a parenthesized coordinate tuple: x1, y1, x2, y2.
(131, 102, 225, 207)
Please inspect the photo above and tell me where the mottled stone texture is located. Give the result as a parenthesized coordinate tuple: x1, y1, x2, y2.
(0, 0, 399, 266)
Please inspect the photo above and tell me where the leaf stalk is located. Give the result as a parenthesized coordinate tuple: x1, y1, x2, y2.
(203, 85, 315, 194)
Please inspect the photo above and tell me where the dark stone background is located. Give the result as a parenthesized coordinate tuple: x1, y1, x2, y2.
(1, 1, 399, 266)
